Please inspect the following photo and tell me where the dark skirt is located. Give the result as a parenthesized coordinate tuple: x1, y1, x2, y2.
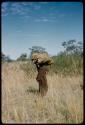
(36, 68, 48, 96)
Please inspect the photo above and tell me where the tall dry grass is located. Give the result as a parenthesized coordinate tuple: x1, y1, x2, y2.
(2, 62, 83, 123)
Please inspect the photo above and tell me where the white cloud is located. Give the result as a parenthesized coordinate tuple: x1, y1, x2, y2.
(1, 2, 65, 22)
(1, 2, 9, 15)
(39, 2, 48, 4)
(2, 2, 32, 16)
(21, 2, 30, 6)
(35, 18, 47, 22)
(10, 3, 28, 15)
(16, 30, 22, 33)
(33, 5, 41, 10)
(27, 34, 41, 37)
(18, 32, 40, 37)
(35, 19, 58, 23)
(2, 2, 9, 9)
(35, 19, 41, 22)
(35, 17, 58, 23)
(24, 15, 30, 18)
(59, 13, 65, 18)
(42, 18, 49, 22)
(2, 13, 8, 17)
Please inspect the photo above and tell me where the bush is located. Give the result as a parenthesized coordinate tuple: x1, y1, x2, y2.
(20, 53, 83, 77)
(50, 53, 83, 76)
(20, 61, 37, 78)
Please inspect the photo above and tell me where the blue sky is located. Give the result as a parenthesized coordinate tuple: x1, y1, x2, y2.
(2, 2, 83, 59)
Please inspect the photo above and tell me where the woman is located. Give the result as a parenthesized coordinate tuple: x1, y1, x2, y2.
(36, 62, 49, 97)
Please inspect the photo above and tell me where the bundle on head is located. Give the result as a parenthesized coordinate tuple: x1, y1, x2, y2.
(31, 52, 54, 65)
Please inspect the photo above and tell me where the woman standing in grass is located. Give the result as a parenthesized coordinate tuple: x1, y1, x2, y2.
(31, 53, 53, 97)
(36, 62, 49, 97)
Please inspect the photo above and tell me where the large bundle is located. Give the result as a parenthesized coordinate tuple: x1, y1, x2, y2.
(31, 52, 54, 65)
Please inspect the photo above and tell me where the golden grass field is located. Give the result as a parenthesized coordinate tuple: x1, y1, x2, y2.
(2, 62, 83, 123)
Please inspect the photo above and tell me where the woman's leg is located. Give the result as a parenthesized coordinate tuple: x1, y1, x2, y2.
(36, 71, 48, 96)
(42, 76, 48, 96)
(39, 76, 48, 96)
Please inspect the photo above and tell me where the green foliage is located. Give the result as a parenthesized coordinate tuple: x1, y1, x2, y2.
(62, 40, 83, 55)
(50, 53, 83, 76)
(20, 40, 83, 76)
(20, 53, 83, 77)
(2, 53, 13, 62)
(17, 53, 28, 61)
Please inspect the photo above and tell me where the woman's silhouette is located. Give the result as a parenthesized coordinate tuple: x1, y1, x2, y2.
(35, 62, 49, 96)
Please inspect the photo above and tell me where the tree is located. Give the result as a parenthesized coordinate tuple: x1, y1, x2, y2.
(62, 40, 83, 55)
(17, 53, 27, 61)
(2, 53, 5, 61)
(2, 52, 12, 62)
(62, 40, 76, 54)
(74, 41, 83, 55)
(29, 46, 47, 58)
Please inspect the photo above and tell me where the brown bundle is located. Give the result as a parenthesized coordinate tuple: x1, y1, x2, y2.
(31, 52, 54, 65)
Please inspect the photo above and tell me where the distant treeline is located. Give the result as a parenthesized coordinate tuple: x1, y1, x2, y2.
(20, 40, 83, 76)
(51, 53, 83, 75)
(2, 39, 83, 76)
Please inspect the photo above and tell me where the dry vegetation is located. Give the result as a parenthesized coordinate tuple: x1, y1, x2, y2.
(2, 61, 83, 123)
(31, 52, 53, 64)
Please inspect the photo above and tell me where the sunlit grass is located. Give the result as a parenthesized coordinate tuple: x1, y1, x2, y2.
(2, 62, 83, 123)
